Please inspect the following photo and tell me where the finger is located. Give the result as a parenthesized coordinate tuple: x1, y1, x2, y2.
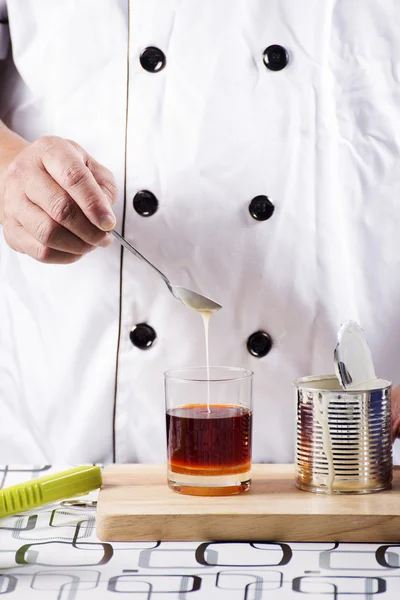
(73, 153, 118, 206)
(15, 195, 104, 255)
(24, 167, 114, 248)
(66, 140, 118, 205)
(5, 219, 84, 264)
(38, 137, 116, 231)
(89, 162, 118, 205)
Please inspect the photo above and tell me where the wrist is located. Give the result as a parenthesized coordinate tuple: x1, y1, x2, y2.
(0, 123, 30, 224)
(0, 124, 29, 172)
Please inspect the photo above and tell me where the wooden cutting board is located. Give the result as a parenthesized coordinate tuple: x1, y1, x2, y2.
(96, 464, 400, 542)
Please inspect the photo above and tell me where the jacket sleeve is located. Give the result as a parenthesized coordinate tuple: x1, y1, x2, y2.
(0, 0, 10, 60)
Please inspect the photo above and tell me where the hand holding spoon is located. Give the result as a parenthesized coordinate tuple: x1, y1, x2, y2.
(109, 230, 222, 312)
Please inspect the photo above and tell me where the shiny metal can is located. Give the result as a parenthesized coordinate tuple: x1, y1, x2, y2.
(294, 375, 392, 494)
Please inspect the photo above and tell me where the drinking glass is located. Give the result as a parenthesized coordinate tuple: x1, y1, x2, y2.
(165, 366, 253, 496)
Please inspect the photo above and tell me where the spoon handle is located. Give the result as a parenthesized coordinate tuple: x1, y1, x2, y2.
(109, 230, 172, 291)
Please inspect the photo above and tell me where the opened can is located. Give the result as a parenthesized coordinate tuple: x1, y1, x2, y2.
(294, 374, 392, 494)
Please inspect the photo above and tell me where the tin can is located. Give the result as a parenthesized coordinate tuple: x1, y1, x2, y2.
(294, 375, 392, 494)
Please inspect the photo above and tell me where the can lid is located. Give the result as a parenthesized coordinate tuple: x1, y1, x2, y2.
(334, 321, 378, 390)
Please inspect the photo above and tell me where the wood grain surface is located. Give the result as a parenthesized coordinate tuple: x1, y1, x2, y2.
(96, 464, 400, 542)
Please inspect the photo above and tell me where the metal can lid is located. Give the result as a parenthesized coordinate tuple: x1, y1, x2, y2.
(334, 321, 380, 390)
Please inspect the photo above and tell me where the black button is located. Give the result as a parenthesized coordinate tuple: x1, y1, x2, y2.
(249, 195, 275, 221)
(247, 331, 273, 357)
(130, 323, 156, 349)
(263, 45, 289, 71)
(133, 190, 159, 217)
(140, 46, 166, 73)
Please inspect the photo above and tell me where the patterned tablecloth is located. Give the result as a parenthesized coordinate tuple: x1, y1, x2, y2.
(1, 466, 400, 599)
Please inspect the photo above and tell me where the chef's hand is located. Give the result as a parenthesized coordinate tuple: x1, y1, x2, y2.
(391, 385, 400, 440)
(0, 134, 117, 264)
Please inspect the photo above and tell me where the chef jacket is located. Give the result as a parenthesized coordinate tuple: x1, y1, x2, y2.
(0, 0, 399, 464)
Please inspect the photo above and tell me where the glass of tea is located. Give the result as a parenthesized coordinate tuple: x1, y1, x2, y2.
(164, 366, 253, 496)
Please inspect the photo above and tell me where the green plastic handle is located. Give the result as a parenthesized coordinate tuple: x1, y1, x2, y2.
(0, 466, 102, 518)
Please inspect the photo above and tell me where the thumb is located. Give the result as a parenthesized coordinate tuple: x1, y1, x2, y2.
(391, 385, 400, 441)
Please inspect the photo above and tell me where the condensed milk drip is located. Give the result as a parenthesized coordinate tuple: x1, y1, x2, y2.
(178, 291, 221, 414)
(200, 311, 212, 413)
(312, 392, 335, 493)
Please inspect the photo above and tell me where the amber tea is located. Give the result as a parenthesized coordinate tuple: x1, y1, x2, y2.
(166, 403, 252, 495)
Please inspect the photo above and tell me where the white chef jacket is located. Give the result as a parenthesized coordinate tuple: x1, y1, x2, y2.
(0, 0, 399, 464)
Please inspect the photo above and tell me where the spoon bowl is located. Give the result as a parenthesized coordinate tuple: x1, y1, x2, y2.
(172, 286, 222, 312)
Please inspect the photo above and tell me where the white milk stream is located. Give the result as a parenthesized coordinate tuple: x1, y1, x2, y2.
(178, 291, 220, 415)
(200, 310, 212, 413)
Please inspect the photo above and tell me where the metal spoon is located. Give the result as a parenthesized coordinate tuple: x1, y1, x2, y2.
(109, 230, 222, 312)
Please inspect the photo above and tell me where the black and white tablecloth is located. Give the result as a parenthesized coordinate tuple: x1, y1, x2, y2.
(0, 466, 399, 599)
